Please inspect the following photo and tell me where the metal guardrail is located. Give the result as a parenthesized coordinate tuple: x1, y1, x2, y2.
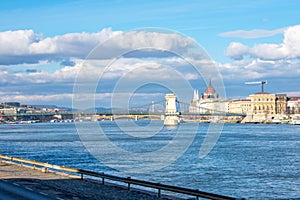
(0, 154, 236, 200)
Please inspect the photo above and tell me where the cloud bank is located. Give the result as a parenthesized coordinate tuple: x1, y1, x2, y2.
(1, 26, 299, 106)
(226, 25, 300, 60)
(0, 28, 120, 65)
(219, 59, 300, 80)
(221, 25, 300, 98)
(0, 28, 196, 65)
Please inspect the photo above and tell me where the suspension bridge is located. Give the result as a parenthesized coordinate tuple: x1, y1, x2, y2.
(1, 94, 246, 124)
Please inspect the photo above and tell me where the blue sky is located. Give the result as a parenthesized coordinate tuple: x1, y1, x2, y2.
(0, 0, 299, 107)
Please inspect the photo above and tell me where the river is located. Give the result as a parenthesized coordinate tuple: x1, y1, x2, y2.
(0, 121, 299, 199)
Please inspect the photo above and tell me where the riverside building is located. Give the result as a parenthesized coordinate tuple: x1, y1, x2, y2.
(189, 82, 291, 123)
(228, 99, 251, 115)
(287, 97, 300, 114)
(189, 81, 228, 114)
(242, 92, 288, 123)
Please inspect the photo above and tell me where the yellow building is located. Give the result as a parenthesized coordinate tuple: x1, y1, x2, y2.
(228, 99, 251, 114)
(242, 92, 287, 123)
(248, 92, 287, 115)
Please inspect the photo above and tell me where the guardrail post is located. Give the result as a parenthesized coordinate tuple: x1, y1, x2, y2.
(102, 172, 105, 185)
(158, 188, 161, 198)
(42, 167, 48, 173)
(195, 189, 199, 200)
(127, 177, 131, 190)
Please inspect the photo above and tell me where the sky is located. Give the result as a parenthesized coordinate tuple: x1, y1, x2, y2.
(0, 0, 299, 108)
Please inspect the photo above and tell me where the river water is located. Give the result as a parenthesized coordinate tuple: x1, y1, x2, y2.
(0, 121, 299, 199)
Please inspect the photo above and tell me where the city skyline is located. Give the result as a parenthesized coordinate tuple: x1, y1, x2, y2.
(0, 0, 299, 107)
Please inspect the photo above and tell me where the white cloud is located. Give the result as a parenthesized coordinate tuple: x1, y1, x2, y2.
(0, 30, 39, 55)
(0, 28, 206, 92)
(6, 27, 299, 105)
(219, 59, 300, 80)
(0, 54, 202, 92)
(184, 73, 199, 80)
(250, 43, 288, 60)
(223, 25, 300, 92)
(0, 61, 83, 85)
(0, 28, 196, 65)
(220, 28, 286, 39)
(283, 26, 300, 58)
(225, 42, 250, 60)
(226, 25, 300, 60)
(87, 30, 197, 61)
(0, 28, 120, 65)
(1, 94, 74, 103)
(29, 28, 120, 56)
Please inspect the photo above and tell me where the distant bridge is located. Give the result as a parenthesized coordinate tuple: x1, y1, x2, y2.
(0, 97, 246, 122)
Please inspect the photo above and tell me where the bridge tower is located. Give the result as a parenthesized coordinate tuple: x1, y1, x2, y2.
(164, 93, 180, 126)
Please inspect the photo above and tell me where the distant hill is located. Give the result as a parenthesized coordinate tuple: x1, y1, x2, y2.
(29, 105, 147, 114)
(30, 105, 118, 113)
(30, 105, 76, 112)
(85, 107, 113, 113)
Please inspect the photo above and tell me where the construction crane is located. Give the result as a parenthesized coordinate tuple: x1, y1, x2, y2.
(245, 81, 268, 93)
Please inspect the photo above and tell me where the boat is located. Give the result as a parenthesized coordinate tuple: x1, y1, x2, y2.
(270, 119, 281, 124)
(289, 116, 300, 125)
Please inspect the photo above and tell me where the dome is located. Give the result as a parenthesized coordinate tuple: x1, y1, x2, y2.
(203, 80, 218, 99)
(205, 86, 216, 95)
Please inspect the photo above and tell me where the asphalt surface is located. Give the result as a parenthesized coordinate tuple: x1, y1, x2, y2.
(0, 179, 54, 200)
(0, 162, 168, 200)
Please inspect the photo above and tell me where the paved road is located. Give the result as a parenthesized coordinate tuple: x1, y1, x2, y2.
(0, 179, 54, 200)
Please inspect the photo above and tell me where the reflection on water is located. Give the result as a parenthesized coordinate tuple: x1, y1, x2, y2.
(0, 121, 299, 199)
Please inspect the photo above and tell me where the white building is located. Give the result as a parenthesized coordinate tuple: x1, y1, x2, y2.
(228, 99, 251, 114)
(287, 97, 300, 114)
(0, 108, 17, 120)
(190, 81, 228, 114)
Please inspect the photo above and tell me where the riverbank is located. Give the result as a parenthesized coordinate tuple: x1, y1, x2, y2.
(0, 154, 236, 200)
(0, 162, 171, 200)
